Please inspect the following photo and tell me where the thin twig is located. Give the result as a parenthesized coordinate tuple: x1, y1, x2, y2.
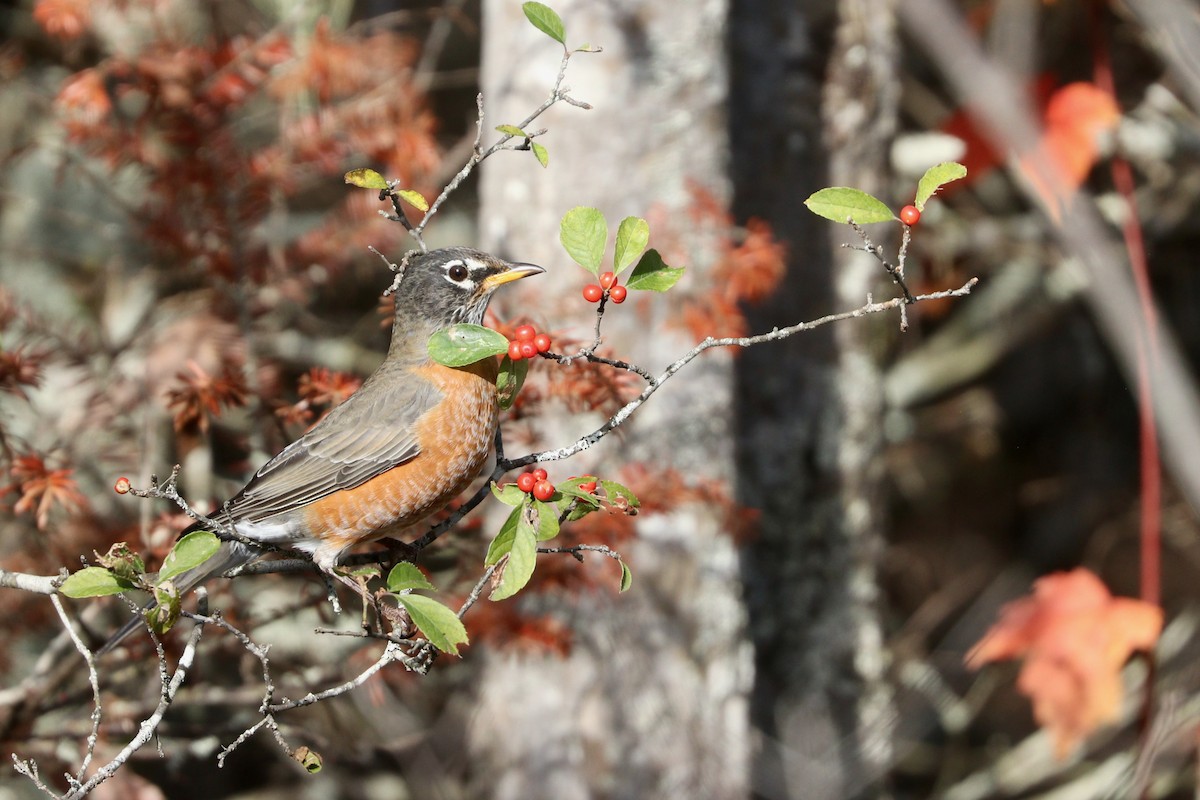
(504, 279, 978, 469)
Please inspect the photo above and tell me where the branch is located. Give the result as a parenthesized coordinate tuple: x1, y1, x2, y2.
(504, 280, 978, 469)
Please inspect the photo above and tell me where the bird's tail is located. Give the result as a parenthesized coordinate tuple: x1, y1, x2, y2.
(97, 535, 258, 654)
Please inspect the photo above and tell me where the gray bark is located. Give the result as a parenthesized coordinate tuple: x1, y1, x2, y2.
(729, 0, 897, 797)
(474, 1, 750, 798)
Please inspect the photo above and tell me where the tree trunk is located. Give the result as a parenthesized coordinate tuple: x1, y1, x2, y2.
(474, 1, 750, 798)
(729, 0, 898, 797)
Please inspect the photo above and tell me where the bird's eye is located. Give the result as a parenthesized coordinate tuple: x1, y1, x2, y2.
(448, 263, 469, 282)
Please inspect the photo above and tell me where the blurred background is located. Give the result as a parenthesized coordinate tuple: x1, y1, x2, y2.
(1, 0, 1199, 798)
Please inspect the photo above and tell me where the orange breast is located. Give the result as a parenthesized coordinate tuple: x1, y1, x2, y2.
(302, 359, 499, 552)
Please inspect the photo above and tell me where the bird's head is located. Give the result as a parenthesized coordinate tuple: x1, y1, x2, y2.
(392, 247, 544, 333)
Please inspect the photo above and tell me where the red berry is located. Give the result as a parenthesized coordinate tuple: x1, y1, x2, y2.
(532, 480, 555, 502)
(578, 480, 597, 494)
(533, 333, 552, 353)
(899, 205, 921, 226)
(519, 341, 538, 359)
(514, 324, 537, 342)
(583, 284, 604, 303)
(114, 476, 131, 495)
(599, 271, 618, 290)
(608, 285, 628, 304)
(532, 468, 548, 482)
(508, 340, 524, 361)
(517, 473, 537, 493)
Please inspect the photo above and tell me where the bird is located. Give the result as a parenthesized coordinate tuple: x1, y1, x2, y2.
(100, 247, 543, 652)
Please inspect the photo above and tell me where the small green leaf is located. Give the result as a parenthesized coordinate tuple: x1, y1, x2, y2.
(96, 542, 145, 582)
(914, 161, 968, 210)
(397, 189, 429, 213)
(625, 249, 685, 292)
(531, 499, 561, 541)
(159, 531, 220, 583)
(293, 747, 323, 774)
(485, 507, 523, 565)
(397, 594, 470, 655)
(348, 565, 381, 579)
(497, 355, 528, 410)
(59, 567, 137, 598)
(496, 124, 527, 137)
(804, 187, 896, 224)
(531, 141, 549, 168)
(600, 479, 640, 510)
(491, 481, 527, 508)
(489, 515, 538, 601)
(613, 217, 649, 273)
(559, 207, 607, 275)
(619, 561, 633, 593)
(574, 43, 600, 53)
(428, 324, 508, 367)
(344, 168, 389, 190)
(387, 563, 435, 593)
(144, 580, 181, 634)
(522, 1, 566, 45)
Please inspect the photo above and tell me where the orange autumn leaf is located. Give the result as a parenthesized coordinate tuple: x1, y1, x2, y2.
(966, 568, 1162, 758)
(1020, 82, 1120, 219)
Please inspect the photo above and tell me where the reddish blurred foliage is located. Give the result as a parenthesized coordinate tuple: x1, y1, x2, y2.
(941, 77, 1119, 214)
(619, 462, 758, 543)
(465, 600, 573, 656)
(4, 453, 87, 530)
(0, 348, 43, 397)
(1021, 82, 1120, 217)
(276, 367, 363, 428)
(166, 359, 248, 434)
(966, 568, 1162, 757)
(32, 0, 90, 41)
(666, 183, 787, 342)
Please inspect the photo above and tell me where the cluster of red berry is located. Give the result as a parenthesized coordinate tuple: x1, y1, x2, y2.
(582, 271, 627, 305)
(516, 467, 556, 501)
(507, 324, 552, 361)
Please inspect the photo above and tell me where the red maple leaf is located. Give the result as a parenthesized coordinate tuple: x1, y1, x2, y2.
(7, 453, 88, 530)
(966, 568, 1162, 757)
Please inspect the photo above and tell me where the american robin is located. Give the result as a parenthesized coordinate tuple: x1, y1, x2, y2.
(102, 247, 542, 651)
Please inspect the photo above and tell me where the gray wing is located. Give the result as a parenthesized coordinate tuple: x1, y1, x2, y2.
(222, 373, 442, 523)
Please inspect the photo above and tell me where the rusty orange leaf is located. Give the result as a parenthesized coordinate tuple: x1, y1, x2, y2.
(966, 568, 1162, 758)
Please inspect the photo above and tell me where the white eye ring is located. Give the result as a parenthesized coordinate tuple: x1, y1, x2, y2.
(445, 261, 470, 283)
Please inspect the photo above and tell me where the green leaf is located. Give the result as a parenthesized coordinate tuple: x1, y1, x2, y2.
(491, 481, 527, 508)
(59, 566, 137, 598)
(489, 514, 538, 601)
(348, 565, 381, 579)
(559, 207, 607, 275)
(397, 594, 470, 655)
(574, 43, 600, 53)
(294, 747, 323, 774)
(397, 189, 429, 213)
(497, 355, 528, 410)
(625, 249, 685, 292)
(619, 561, 633, 593)
(522, 1, 566, 45)
(531, 499, 561, 541)
(613, 217, 649, 273)
(804, 187, 896, 224)
(387, 562, 435, 593)
(96, 542, 145, 582)
(600, 479, 640, 510)
(144, 580, 181, 634)
(485, 506, 523, 565)
(914, 161, 968, 210)
(344, 168, 389, 190)
(531, 141, 549, 168)
(428, 324, 508, 367)
(159, 530, 220, 582)
(496, 124, 527, 137)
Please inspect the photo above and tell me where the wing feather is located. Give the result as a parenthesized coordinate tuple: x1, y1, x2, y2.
(223, 373, 441, 523)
